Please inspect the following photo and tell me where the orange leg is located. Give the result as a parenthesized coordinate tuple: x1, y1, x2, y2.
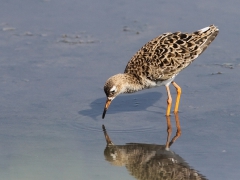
(171, 81, 181, 114)
(165, 85, 172, 116)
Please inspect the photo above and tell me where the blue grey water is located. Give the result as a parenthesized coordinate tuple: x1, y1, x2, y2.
(0, 0, 240, 179)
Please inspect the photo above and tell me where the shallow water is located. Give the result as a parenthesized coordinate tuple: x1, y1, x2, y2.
(1, 0, 240, 180)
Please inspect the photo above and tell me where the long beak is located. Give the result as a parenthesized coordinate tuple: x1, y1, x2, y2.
(102, 99, 112, 119)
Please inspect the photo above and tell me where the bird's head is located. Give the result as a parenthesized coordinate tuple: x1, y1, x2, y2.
(102, 74, 125, 119)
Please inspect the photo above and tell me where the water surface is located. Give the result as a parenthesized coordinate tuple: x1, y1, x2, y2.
(1, 0, 240, 179)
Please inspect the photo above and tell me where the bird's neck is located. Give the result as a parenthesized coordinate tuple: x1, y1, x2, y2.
(121, 73, 145, 93)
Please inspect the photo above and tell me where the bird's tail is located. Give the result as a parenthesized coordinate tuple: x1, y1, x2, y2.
(192, 25, 219, 54)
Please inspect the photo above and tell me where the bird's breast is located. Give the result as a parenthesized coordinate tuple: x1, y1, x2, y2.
(143, 74, 178, 89)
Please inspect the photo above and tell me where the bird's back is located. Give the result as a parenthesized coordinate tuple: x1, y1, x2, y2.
(124, 25, 219, 81)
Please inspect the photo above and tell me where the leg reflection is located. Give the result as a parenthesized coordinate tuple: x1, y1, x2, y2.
(102, 121, 206, 180)
(165, 112, 182, 150)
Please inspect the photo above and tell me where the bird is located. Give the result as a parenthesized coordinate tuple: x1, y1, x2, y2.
(102, 25, 219, 119)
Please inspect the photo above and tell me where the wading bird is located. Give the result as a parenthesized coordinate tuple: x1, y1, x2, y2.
(102, 25, 219, 118)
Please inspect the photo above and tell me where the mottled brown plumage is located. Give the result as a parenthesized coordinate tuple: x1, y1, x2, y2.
(124, 25, 219, 81)
(102, 25, 219, 118)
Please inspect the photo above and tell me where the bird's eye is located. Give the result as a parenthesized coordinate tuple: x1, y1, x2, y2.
(110, 86, 117, 94)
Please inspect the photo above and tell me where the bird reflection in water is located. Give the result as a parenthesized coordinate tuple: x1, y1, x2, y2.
(102, 113, 207, 180)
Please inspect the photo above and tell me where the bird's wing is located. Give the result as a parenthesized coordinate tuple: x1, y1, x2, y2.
(124, 25, 219, 81)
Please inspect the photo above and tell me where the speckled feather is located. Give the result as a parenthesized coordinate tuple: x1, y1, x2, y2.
(124, 25, 219, 82)
(102, 25, 219, 118)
